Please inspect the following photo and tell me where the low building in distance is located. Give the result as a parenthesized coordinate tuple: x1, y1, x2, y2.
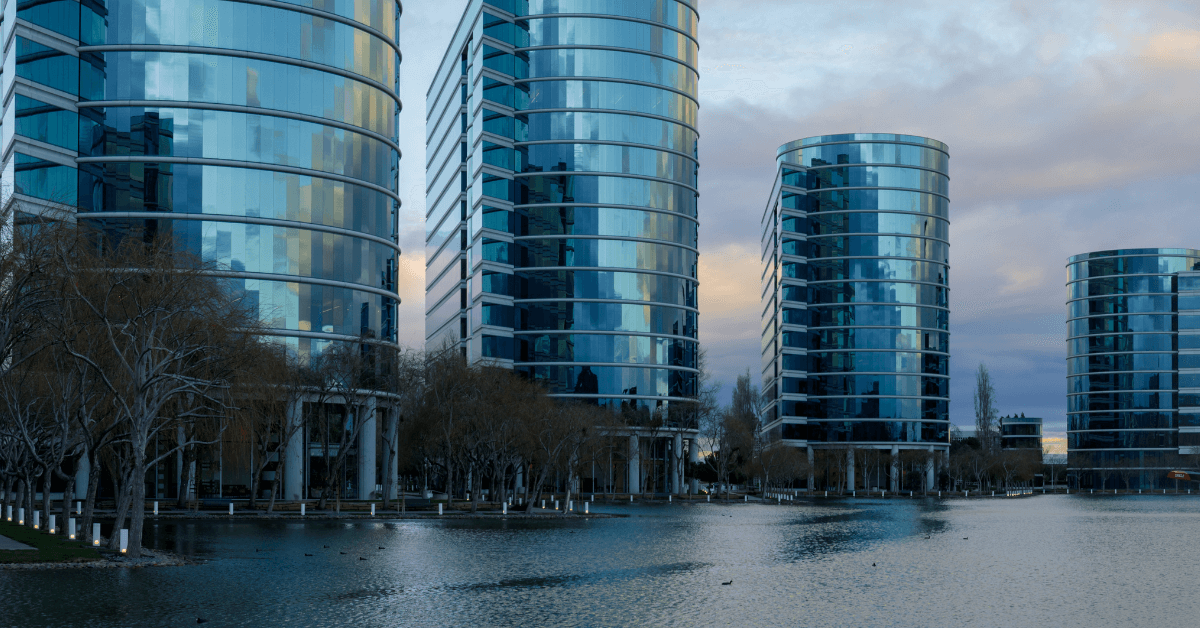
(1000, 414, 1043, 453)
(759, 134, 951, 491)
(425, 0, 702, 494)
(1066, 249, 1200, 489)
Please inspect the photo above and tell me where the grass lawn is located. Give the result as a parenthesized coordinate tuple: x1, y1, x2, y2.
(0, 519, 104, 564)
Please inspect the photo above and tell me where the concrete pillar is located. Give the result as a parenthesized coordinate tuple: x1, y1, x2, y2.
(890, 444, 900, 492)
(671, 432, 683, 495)
(628, 434, 640, 494)
(846, 448, 856, 492)
(358, 396, 377, 500)
(926, 446, 936, 490)
(386, 407, 400, 500)
(76, 450, 90, 500)
(688, 439, 700, 493)
(283, 399, 305, 501)
(806, 446, 815, 492)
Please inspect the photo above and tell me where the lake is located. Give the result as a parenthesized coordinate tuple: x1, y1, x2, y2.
(3, 495, 1199, 627)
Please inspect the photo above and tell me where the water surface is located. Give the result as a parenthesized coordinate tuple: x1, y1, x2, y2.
(3, 495, 1198, 627)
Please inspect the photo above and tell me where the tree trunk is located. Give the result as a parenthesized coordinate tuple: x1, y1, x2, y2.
(80, 456, 101, 544)
(25, 473, 36, 527)
(127, 452, 148, 558)
(40, 467, 53, 529)
(248, 456, 264, 511)
(176, 445, 193, 509)
(381, 411, 397, 510)
(266, 470, 279, 514)
(107, 469, 132, 551)
(14, 477, 26, 526)
(60, 473, 75, 538)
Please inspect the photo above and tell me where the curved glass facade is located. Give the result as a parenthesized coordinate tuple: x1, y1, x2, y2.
(2, 0, 403, 357)
(426, 0, 699, 414)
(1066, 249, 1200, 489)
(761, 134, 950, 461)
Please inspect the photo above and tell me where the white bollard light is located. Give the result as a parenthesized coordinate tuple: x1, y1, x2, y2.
(555, 500, 559, 510)
(5, 505, 10, 521)
(466, 492, 470, 501)
(76, 501, 81, 515)
(49, 514, 56, 534)
(371, 504, 376, 516)
(301, 503, 306, 516)
(707, 494, 710, 502)
(33, 510, 38, 529)
(938, 491, 941, 497)
(669, 495, 672, 502)
(153, 501, 158, 516)
(542, 500, 546, 509)
(568, 500, 573, 511)
(93, 523, 101, 545)
(438, 503, 443, 515)
(120, 529, 128, 553)
(584, 502, 589, 514)
(630, 495, 633, 502)
(591, 494, 594, 502)
(229, 503, 234, 515)
(503, 502, 507, 515)
(824, 491, 827, 497)
(69, 517, 76, 540)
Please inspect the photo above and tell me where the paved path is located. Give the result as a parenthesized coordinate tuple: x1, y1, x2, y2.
(0, 534, 35, 551)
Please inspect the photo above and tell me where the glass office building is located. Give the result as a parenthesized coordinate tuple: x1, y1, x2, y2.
(426, 0, 699, 493)
(1066, 249, 1200, 489)
(2, 0, 401, 354)
(2, 0, 402, 500)
(760, 134, 950, 490)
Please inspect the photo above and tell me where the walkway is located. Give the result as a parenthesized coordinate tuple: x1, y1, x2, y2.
(0, 534, 35, 551)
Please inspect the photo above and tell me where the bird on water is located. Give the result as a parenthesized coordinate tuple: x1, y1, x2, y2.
(721, 580, 732, 586)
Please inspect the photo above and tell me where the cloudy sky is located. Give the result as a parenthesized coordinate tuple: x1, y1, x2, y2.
(396, 1, 1200, 452)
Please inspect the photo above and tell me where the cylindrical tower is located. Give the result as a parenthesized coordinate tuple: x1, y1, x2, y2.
(762, 134, 950, 474)
(4, 0, 403, 357)
(1066, 249, 1200, 489)
(510, 0, 700, 413)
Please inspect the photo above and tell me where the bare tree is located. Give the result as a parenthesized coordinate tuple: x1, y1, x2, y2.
(231, 343, 303, 511)
(58, 234, 255, 557)
(973, 363, 999, 451)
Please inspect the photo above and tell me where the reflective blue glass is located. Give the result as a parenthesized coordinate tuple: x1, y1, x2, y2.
(525, 80, 697, 125)
(524, 143, 695, 183)
(523, 111, 697, 153)
(527, 17, 697, 66)
(106, 0, 397, 89)
(15, 96, 78, 151)
(519, 238, 695, 275)
(522, 0, 699, 35)
(14, 154, 78, 205)
(516, 364, 696, 398)
(782, 142, 948, 172)
(519, 270, 695, 306)
(519, 206, 696, 244)
(16, 37, 79, 96)
(519, 302, 696, 336)
(515, 333, 695, 367)
(803, 420, 948, 444)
